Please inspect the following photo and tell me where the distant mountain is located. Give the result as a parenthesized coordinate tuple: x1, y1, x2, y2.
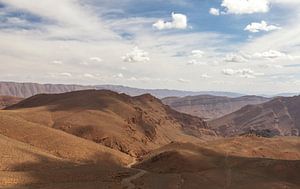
(276, 93, 300, 97)
(0, 81, 244, 99)
(95, 84, 245, 98)
(162, 95, 270, 120)
(209, 96, 300, 137)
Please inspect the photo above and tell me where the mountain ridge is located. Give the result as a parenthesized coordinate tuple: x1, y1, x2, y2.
(209, 96, 300, 137)
(162, 95, 270, 120)
(0, 81, 245, 98)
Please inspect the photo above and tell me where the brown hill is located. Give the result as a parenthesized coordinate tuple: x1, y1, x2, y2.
(0, 95, 23, 109)
(133, 137, 300, 189)
(4, 90, 216, 157)
(0, 108, 136, 188)
(163, 95, 270, 120)
(209, 96, 300, 137)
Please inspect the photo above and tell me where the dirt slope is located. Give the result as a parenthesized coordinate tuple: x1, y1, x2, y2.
(209, 96, 300, 137)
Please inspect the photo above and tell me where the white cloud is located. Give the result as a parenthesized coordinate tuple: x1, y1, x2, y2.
(191, 50, 204, 58)
(1, 0, 117, 40)
(245, 21, 281, 33)
(201, 73, 212, 78)
(83, 73, 95, 78)
(51, 60, 63, 65)
(116, 73, 124, 78)
(253, 50, 288, 59)
(178, 78, 190, 83)
(209, 8, 220, 16)
(122, 47, 150, 63)
(5, 17, 27, 25)
(153, 12, 187, 30)
(221, 0, 270, 14)
(224, 53, 248, 63)
(59, 72, 72, 77)
(222, 68, 263, 78)
(89, 57, 102, 62)
(187, 59, 207, 65)
(258, 64, 283, 69)
(187, 50, 206, 65)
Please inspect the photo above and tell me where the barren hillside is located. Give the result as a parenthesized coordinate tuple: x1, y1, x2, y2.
(209, 96, 300, 137)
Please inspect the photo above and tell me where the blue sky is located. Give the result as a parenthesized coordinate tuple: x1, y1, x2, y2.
(0, 0, 300, 94)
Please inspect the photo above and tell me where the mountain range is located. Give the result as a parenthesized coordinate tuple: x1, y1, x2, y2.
(0, 81, 245, 98)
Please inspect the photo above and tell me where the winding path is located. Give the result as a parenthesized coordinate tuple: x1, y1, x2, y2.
(121, 159, 147, 189)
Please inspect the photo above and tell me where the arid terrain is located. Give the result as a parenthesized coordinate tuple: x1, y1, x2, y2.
(163, 95, 270, 120)
(0, 90, 299, 189)
(209, 96, 300, 137)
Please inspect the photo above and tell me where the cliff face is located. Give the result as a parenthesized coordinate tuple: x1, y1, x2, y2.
(0, 81, 92, 98)
(163, 95, 270, 120)
(209, 96, 300, 137)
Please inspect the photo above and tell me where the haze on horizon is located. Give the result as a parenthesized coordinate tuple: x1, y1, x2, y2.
(0, 0, 300, 95)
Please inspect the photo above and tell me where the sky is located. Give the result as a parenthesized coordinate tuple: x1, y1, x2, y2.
(0, 0, 300, 94)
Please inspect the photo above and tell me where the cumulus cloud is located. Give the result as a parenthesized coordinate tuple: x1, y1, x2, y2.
(222, 68, 263, 78)
(122, 47, 150, 63)
(224, 53, 248, 63)
(252, 50, 289, 59)
(153, 12, 187, 30)
(245, 21, 281, 33)
(89, 57, 102, 62)
(83, 73, 95, 78)
(191, 50, 204, 58)
(187, 50, 206, 65)
(51, 60, 63, 65)
(221, 0, 270, 14)
(209, 8, 220, 16)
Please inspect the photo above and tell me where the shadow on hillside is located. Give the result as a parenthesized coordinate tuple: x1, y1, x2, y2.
(2, 143, 300, 189)
(134, 144, 300, 188)
(5, 90, 128, 112)
(1, 150, 136, 189)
